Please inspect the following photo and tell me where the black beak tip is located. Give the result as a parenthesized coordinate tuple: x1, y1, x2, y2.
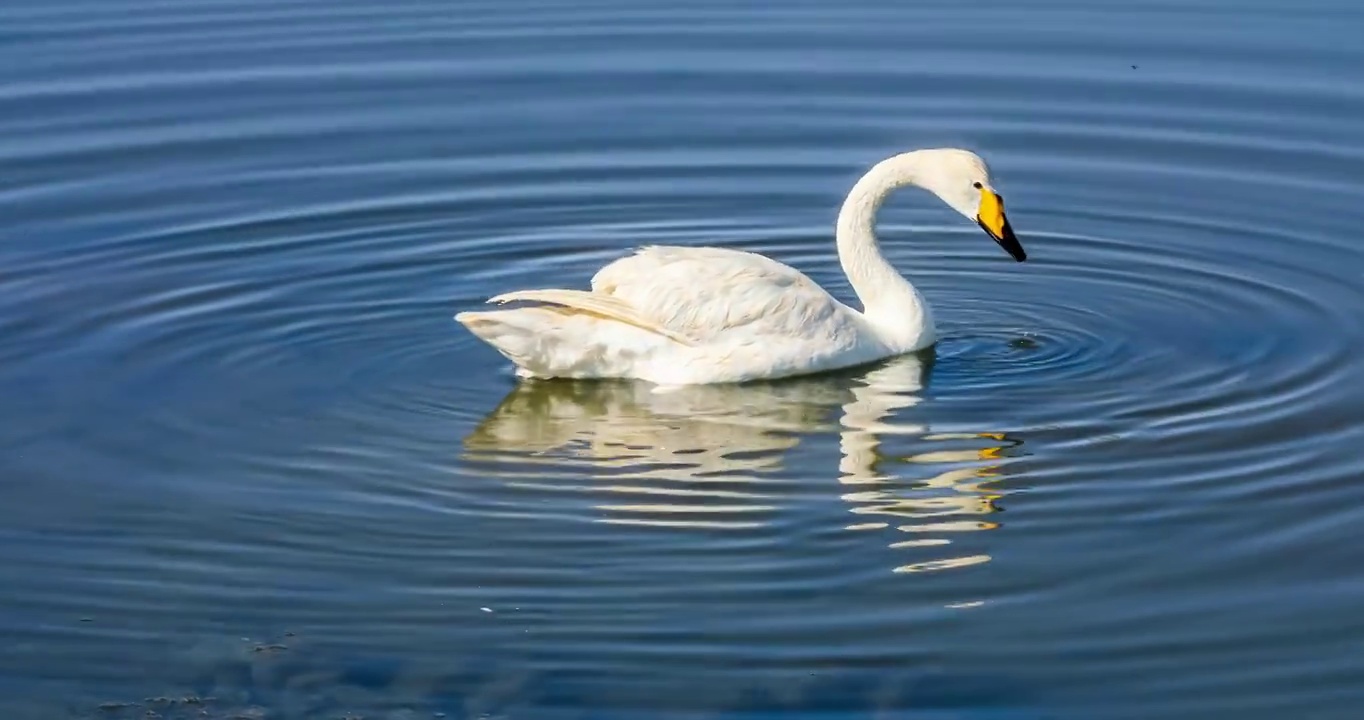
(979, 218, 1027, 262)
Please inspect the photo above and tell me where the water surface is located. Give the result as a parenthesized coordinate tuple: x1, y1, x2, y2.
(3, 1, 1364, 718)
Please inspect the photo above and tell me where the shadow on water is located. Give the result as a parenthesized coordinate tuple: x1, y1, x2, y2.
(74, 650, 1058, 720)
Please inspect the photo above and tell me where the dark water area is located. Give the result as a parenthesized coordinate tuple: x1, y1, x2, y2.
(3, 1, 1364, 718)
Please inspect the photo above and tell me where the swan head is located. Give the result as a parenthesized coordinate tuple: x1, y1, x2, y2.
(906, 148, 1027, 262)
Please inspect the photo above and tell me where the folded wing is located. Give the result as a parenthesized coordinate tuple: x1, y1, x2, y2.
(584, 245, 854, 343)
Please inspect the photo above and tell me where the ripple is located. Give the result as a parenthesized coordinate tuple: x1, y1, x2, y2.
(922, 217, 1360, 437)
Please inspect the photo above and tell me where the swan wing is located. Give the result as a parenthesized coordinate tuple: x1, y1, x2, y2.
(586, 244, 855, 343)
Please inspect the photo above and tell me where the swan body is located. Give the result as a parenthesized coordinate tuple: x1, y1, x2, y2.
(456, 147, 1026, 385)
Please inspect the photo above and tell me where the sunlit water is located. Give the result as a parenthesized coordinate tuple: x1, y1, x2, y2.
(3, 1, 1364, 718)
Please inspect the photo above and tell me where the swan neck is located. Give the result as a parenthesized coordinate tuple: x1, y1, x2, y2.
(835, 153, 932, 346)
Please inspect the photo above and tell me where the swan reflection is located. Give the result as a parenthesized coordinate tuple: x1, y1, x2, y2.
(461, 354, 1020, 571)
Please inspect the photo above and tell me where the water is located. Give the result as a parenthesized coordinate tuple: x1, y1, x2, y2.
(3, 0, 1364, 718)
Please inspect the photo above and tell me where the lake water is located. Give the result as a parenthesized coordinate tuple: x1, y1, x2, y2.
(4, 1, 1364, 718)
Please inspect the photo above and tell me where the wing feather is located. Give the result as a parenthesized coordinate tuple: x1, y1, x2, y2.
(588, 245, 853, 342)
(488, 288, 696, 345)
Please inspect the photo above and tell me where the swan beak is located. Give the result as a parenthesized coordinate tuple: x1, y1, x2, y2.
(976, 189, 1026, 262)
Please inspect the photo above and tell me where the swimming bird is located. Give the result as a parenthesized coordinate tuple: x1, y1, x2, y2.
(456, 147, 1026, 385)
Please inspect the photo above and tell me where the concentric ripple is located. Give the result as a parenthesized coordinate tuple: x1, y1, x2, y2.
(3, 1, 1364, 719)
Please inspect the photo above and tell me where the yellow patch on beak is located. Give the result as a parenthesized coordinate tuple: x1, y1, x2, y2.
(974, 187, 1027, 262)
(977, 188, 1007, 239)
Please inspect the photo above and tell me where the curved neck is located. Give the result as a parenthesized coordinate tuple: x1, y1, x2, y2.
(835, 152, 933, 347)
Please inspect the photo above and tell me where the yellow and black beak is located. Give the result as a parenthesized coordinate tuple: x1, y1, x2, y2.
(975, 188, 1026, 262)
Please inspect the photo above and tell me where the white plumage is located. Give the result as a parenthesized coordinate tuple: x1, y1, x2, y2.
(456, 147, 1027, 385)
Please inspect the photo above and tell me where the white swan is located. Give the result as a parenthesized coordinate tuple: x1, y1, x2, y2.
(456, 147, 1026, 385)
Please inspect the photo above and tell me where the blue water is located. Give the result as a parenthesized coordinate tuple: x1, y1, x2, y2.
(4, 1, 1364, 718)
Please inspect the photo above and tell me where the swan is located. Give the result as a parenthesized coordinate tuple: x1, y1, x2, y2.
(455, 147, 1026, 385)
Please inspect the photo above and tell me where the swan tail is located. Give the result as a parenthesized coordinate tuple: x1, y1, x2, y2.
(454, 307, 557, 378)
(455, 292, 682, 379)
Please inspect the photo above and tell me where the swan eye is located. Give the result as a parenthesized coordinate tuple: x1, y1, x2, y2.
(972, 181, 983, 189)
